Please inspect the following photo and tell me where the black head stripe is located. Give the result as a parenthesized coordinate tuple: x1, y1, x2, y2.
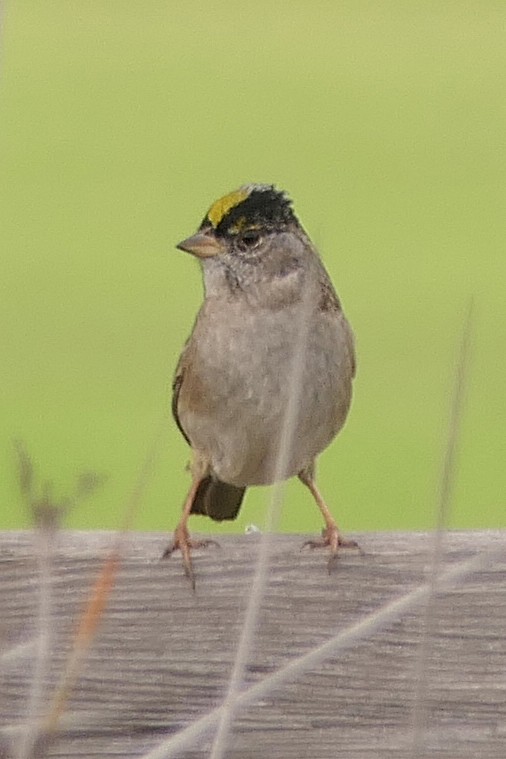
(212, 185, 297, 236)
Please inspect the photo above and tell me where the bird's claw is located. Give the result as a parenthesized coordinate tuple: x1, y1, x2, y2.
(162, 527, 220, 590)
(302, 526, 361, 572)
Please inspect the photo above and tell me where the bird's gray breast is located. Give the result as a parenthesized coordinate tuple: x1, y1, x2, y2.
(179, 294, 354, 487)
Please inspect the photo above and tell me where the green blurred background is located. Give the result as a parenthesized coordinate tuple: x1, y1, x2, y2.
(1, 1, 504, 534)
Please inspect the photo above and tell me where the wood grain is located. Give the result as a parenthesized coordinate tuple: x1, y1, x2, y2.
(1, 530, 505, 758)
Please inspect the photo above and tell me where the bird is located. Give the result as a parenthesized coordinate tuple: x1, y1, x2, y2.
(164, 183, 358, 587)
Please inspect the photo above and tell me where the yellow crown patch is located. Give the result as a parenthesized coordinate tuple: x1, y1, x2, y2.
(206, 187, 251, 228)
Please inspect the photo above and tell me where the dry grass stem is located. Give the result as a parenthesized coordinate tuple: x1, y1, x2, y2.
(410, 299, 474, 754)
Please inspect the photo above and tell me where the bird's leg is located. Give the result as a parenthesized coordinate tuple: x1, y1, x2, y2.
(299, 465, 360, 572)
(162, 458, 218, 590)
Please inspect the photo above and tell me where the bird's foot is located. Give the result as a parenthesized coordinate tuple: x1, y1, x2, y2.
(302, 525, 361, 573)
(162, 524, 219, 590)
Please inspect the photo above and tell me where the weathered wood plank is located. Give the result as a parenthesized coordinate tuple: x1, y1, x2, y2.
(1, 530, 506, 758)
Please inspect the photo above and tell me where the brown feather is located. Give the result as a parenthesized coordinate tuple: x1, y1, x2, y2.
(191, 476, 246, 521)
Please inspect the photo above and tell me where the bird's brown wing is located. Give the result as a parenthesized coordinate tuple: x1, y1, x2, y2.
(171, 348, 191, 445)
(340, 311, 357, 379)
(317, 266, 356, 379)
(171, 344, 246, 521)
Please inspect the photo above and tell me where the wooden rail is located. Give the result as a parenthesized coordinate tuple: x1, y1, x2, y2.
(1, 530, 505, 758)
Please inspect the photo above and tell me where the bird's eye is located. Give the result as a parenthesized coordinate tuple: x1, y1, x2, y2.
(238, 231, 261, 250)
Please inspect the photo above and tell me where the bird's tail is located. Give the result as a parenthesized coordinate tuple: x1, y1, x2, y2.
(190, 475, 246, 521)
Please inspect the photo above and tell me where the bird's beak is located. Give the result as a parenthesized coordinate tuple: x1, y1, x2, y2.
(176, 232, 224, 259)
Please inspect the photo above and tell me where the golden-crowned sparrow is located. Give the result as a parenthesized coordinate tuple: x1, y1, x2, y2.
(164, 184, 357, 586)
